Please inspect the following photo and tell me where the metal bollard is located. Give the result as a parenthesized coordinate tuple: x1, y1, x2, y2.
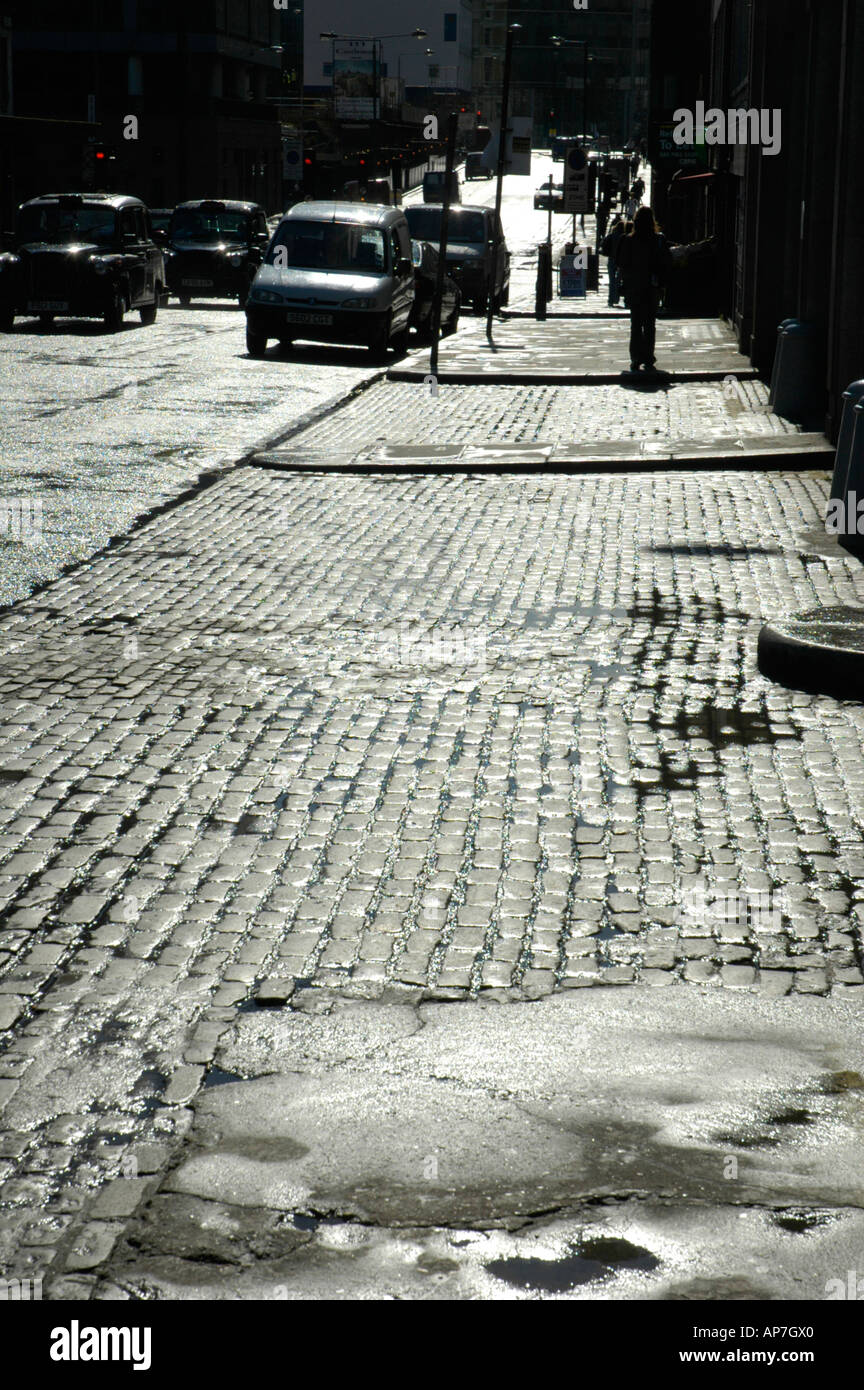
(829, 380, 864, 504)
(535, 243, 550, 320)
(768, 318, 798, 402)
(769, 320, 815, 422)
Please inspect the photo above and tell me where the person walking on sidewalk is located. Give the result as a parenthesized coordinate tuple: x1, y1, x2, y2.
(615, 207, 672, 373)
(601, 214, 626, 306)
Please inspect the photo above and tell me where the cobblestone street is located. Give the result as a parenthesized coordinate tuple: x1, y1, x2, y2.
(0, 242, 861, 1304)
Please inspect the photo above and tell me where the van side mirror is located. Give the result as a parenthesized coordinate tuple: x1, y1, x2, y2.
(397, 257, 412, 277)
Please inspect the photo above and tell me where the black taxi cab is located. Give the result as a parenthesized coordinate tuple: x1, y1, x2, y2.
(0, 193, 166, 332)
(164, 199, 270, 306)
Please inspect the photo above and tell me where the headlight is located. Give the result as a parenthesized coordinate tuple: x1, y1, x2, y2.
(91, 259, 111, 275)
(342, 297, 379, 309)
(249, 288, 282, 304)
(228, 253, 245, 267)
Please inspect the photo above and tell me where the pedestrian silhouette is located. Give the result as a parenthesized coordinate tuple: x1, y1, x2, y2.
(614, 207, 672, 374)
(601, 214, 626, 306)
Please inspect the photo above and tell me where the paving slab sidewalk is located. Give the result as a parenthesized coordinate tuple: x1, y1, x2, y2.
(392, 316, 764, 385)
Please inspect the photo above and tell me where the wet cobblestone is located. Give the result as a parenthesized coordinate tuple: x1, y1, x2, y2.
(0, 458, 861, 1285)
(292, 377, 795, 451)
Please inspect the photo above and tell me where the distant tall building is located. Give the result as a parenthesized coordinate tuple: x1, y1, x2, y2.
(471, 0, 509, 126)
(506, 0, 651, 147)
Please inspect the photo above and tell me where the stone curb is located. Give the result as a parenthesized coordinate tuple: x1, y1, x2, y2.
(252, 435, 833, 475)
(386, 366, 763, 387)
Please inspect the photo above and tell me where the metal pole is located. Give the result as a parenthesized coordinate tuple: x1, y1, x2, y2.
(486, 23, 518, 343)
(583, 44, 588, 143)
(429, 110, 458, 378)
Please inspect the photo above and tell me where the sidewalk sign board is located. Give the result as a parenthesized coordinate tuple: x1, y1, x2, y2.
(559, 253, 586, 297)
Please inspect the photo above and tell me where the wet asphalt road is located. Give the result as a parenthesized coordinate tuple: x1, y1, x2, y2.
(0, 302, 379, 610)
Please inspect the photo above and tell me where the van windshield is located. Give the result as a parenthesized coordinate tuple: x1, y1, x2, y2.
(267, 220, 387, 273)
(406, 208, 486, 243)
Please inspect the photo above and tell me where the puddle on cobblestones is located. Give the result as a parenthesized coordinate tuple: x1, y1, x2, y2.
(202, 1067, 245, 1089)
(291, 1212, 347, 1232)
(772, 1209, 836, 1234)
(715, 1102, 817, 1150)
(486, 1237, 659, 1292)
(132, 1067, 168, 1113)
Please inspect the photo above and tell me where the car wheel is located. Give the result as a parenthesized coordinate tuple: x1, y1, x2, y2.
(444, 293, 461, 335)
(0, 307, 13, 333)
(278, 337, 294, 351)
(500, 283, 510, 308)
(38, 312, 54, 325)
(391, 326, 410, 356)
(179, 294, 191, 307)
(139, 297, 158, 326)
(103, 291, 124, 333)
(246, 325, 268, 357)
(472, 292, 488, 316)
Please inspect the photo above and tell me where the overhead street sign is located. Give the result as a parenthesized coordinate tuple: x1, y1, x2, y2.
(563, 146, 593, 213)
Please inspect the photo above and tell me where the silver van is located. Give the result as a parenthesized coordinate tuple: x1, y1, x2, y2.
(245, 201, 414, 359)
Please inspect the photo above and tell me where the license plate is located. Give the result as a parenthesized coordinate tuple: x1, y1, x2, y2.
(284, 311, 333, 325)
(28, 301, 68, 312)
(182, 278, 213, 288)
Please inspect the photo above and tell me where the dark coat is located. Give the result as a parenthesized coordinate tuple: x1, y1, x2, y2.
(615, 232, 672, 296)
(601, 222, 626, 258)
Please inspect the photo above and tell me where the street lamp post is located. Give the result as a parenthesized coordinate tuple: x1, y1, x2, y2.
(486, 22, 520, 343)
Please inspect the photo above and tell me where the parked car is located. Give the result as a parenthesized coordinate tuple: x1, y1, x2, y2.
(422, 170, 461, 204)
(408, 238, 460, 340)
(245, 200, 415, 360)
(404, 203, 509, 315)
(534, 183, 564, 211)
(148, 208, 173, 247)
(0, 192, 166, 333)
(465, 152, 492, 180)
(164, 199, 269, 306)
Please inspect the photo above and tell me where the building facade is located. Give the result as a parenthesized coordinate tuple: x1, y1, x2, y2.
(654, 0, 864, 440)
(5, 1, 296, 212)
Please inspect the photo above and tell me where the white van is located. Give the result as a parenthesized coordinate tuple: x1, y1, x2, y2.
(245, 201, 415, 360)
